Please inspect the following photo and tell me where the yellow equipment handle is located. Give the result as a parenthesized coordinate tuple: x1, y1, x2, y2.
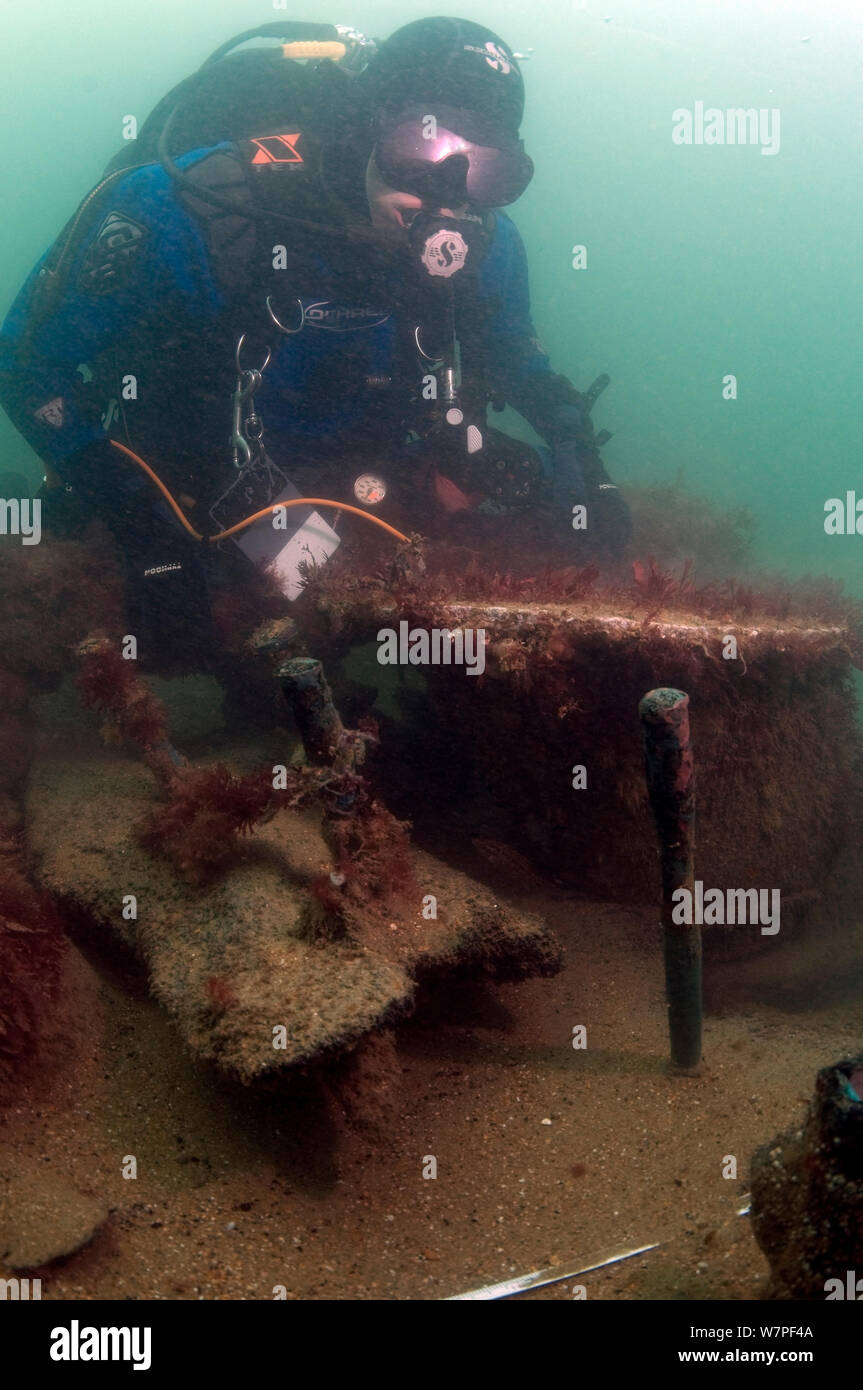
(281, 41, 347, 61)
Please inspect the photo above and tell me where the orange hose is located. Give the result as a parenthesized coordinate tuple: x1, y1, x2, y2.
(210, 499, 409, 543)
(109, 440, 410, 545)
(111, 440, 203, 540)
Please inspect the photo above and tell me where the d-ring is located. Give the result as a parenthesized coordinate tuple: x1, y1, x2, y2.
(266, 296, 305, 334)
(414, 325, 443, 367)
(235, 333, 272, 375)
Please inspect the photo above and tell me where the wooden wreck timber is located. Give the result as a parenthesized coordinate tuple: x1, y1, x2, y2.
(25, 743, 561, 1082)
(303, 575, 863, 916)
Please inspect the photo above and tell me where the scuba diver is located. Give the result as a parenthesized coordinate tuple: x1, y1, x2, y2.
(0, 16, 631, 671)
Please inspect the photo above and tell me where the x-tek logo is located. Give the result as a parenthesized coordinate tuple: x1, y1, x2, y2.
(250, 133, 304, 165)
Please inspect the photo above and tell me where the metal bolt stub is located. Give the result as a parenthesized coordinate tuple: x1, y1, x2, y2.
(247, 616, 299, 658)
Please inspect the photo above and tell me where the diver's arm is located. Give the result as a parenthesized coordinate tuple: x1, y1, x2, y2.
(0, 251, 128, 482)
(0, 159, 231, 662)
(479, 211, 595, 442)
(0, 157, 226, 489)
(480, 212, 631, 555)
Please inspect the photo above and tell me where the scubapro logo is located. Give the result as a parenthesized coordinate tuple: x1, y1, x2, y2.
(484, 42, 511, 73)
(464, 41, 513, 74)
(421, 230, 469, 278)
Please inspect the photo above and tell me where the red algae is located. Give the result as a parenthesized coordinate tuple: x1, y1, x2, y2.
(76, 636, 170, 750)
(138, 765, 276, 884)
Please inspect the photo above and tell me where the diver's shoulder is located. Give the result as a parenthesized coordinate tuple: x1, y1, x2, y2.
(489, 208, 525, 246)
(483, 208, 528, 280)
(106, 142, 244, 209)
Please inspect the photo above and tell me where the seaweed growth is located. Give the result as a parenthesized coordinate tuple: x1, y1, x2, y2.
(138, 765, 276, 884)
(328, 800, 415, 908)
(76, 634, 172, 780)
(75, 634, 293, 882)
(624, 560, 863, 643)
(301, 797, 417, 948)
(631, 555, 696, 619)
(410, 556, 602, 606)
(74, 629, 413, 889)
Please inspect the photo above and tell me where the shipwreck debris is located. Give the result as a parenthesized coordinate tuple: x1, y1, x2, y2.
(639, 688, 701, 1071)
(27, 748, 561, 1079)
(750, 1052, 863, 1299)
(302, 548, 863, 914)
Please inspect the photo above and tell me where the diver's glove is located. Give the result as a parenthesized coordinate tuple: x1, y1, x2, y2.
(546, 400, 597, 452)
(549, 406, 632, 559)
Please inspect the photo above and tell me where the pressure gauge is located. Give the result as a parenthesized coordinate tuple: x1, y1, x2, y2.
(353, 473, 387, 506)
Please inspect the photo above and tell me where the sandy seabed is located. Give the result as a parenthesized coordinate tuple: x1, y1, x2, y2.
(3, 871, 860, 1302)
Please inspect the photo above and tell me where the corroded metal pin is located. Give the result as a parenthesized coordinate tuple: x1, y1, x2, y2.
(639, 687, 701, 1072)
